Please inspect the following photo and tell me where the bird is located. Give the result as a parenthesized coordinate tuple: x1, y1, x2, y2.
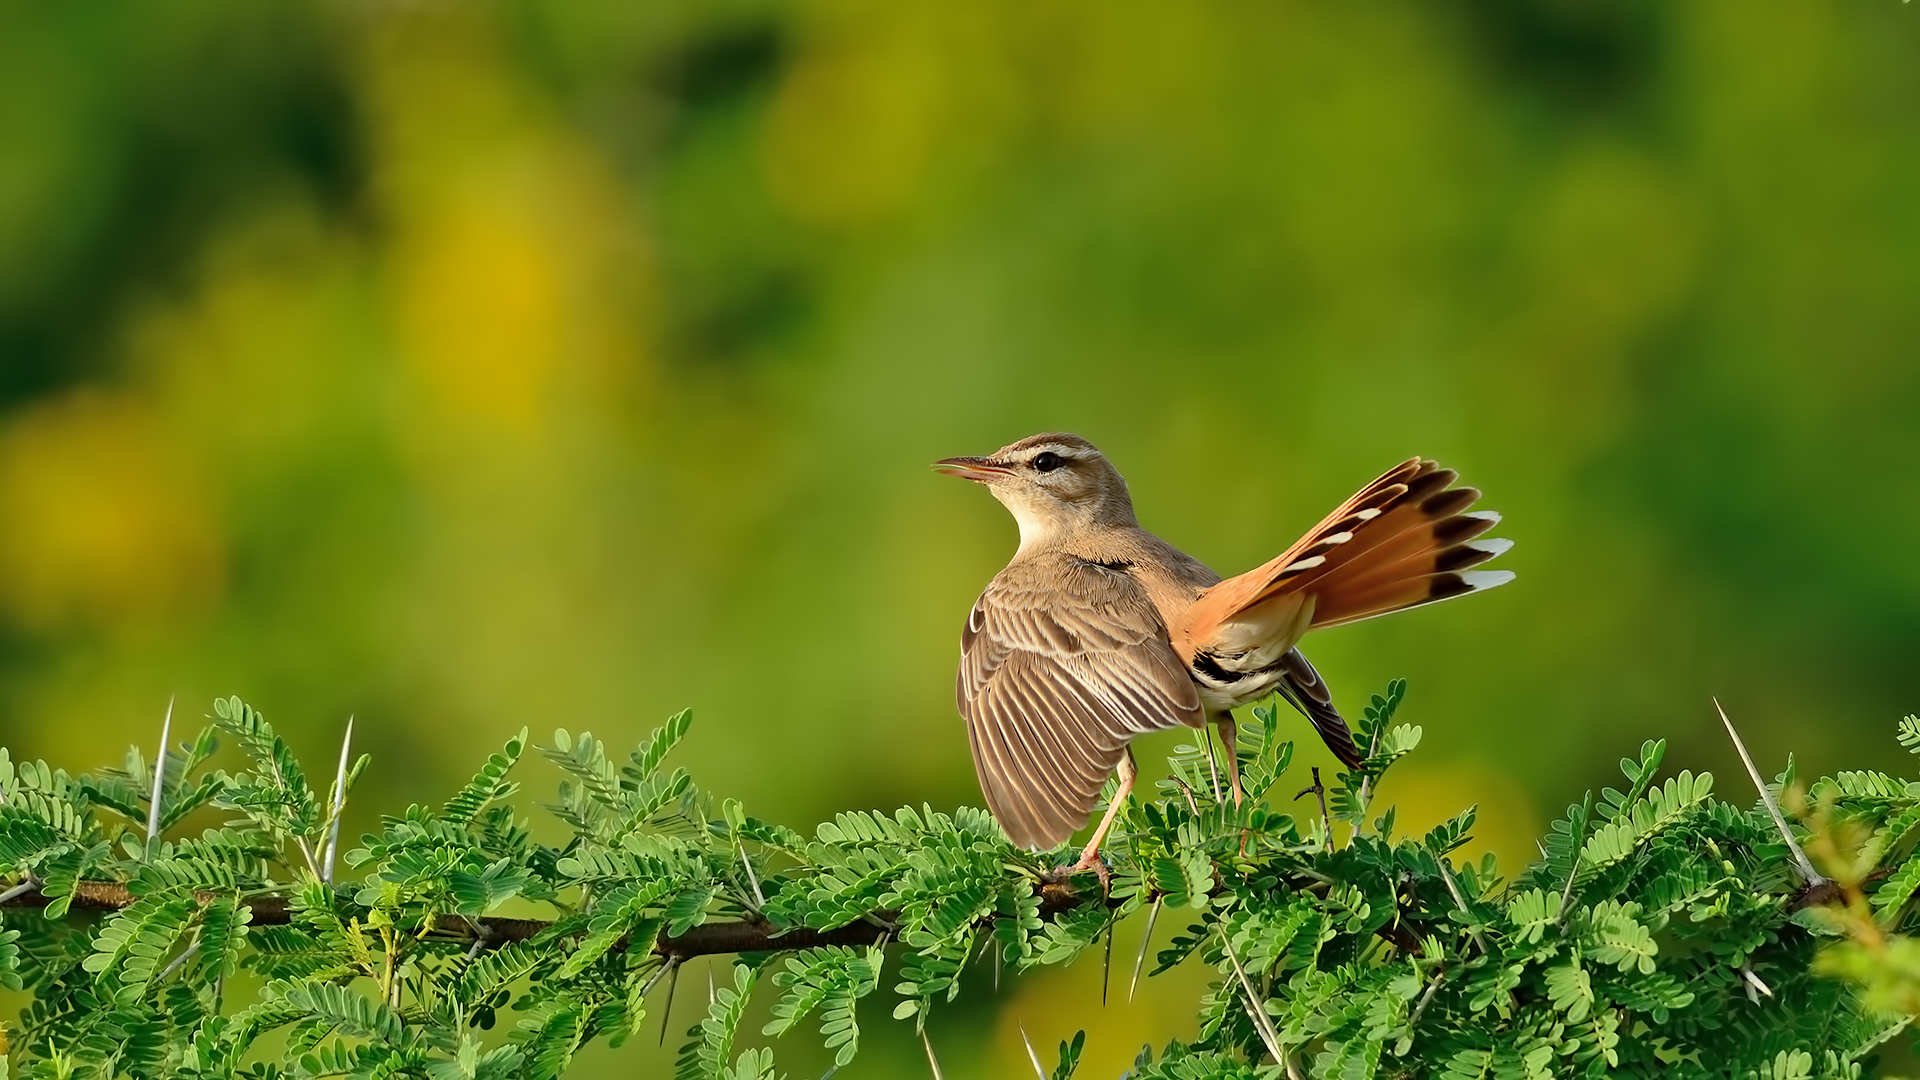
(934, 433, 1512, 873)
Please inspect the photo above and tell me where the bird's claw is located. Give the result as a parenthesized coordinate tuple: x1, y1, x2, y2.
(1051, 850, 1111, 893)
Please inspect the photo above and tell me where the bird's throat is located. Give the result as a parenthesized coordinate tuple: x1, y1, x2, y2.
(988, 488, 1065, 558)
(1008, 502, 1057, 559)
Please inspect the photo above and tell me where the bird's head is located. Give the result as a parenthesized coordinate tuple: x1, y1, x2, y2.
(935, 433, 1138, 554)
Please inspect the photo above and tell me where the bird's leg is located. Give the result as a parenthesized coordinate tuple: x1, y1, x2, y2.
(1066, 751, 1137, 887)
(1214, 714, 1245, 808)
(1201, 731, 1223, 803)
(1215, 714, 1253, 858)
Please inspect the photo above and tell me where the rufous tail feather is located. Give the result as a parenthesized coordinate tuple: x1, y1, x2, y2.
(1184, 459, 1513, 649)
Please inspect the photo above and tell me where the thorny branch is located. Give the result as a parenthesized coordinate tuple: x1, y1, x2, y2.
(2, 873, 1428, 961)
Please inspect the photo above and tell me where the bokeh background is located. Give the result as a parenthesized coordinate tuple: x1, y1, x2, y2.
(4, 1, 1919, 1074)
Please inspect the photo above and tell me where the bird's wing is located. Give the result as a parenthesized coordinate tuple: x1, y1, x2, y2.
(958, 556, 1204, 850)
(1270, 648, 1364, 769)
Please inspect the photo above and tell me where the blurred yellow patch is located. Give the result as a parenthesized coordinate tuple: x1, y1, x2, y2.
(396, 187, 566, 432)
(362, 10, 649, 441)
(0, 391, 223, 631)
(1370, 758, 1542, 875)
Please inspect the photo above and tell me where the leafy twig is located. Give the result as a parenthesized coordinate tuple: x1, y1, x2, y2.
(1435, 859, 1488, 955)
(1296, 767, 1331, 849)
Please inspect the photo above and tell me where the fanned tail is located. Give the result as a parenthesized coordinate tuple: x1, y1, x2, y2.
(1185, 458, 1514, 651)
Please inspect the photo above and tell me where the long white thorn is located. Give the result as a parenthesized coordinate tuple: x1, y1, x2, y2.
(1018, 1025, 1048, 1080)
(1715, 698, 1826, 886)
(1101, 907, 1115, 1007)
(920, 1026, 946, 1080)
(157, 933, 202, 983)
(146, 696, 175, 857)
(1129, 897, 1162, 1002)
(1437, 857, 1490, 954)
(738, 841, 765, 910)
(1220, 933, 1285, 1065)
(1410, 968, 1446, 1028)
(636, 958, 676, 1001)
(656, 960, 682, 1047)
(323, 716, 354, 884)
(1202, 734, 1224, 803)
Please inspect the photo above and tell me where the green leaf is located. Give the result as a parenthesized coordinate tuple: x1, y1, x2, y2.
(1051, 1029, 1086, 1080)
(81, 893, 199, 1005)
(1897, 715, 1920, 756)
(516, 999, 590, 1080)
(1505, 888, 1562, 945)
(276, 978, 413, 1048)
(443, 728, 528, 826)
(10, 683, 1920, 1080)
(629, 709, 694, 782)
(212, 695, 321, 840)
(1580, 900, 1658, 975)
(1543, 961, 1592, 1022)
(558, 878, 676, 977)
(1871, 850, 1920, 915)
(678, 964, 759, 1080)
(763, 945, 883, 1067)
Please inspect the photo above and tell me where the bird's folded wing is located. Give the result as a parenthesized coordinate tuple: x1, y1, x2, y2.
(958, 557, 1204, 850)
(1272, 648, 1363, 769)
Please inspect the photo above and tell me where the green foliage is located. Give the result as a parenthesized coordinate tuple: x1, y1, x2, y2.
(677, 965, 771, 1080)
(212, 696, 323, 858)
(763, 945, 882, 1067)
(3, 691, 1919, 1077)
(443, 729, 529, 828)
(1895, 716, 1920, 757)
(1049, 1029, 1085, 1079)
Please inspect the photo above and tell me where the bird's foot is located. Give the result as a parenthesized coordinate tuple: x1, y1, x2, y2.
(1048, 849, 1111, 893)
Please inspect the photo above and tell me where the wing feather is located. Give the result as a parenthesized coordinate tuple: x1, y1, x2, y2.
(1271, 649, 1363, 768)
(958, 556, 1203, 849)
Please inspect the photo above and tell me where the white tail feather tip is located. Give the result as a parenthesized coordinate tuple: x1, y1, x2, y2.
(1457, 569, 1516, 590)
(1470, 537, 1515, 557)
(1459, 510, 1502, 524)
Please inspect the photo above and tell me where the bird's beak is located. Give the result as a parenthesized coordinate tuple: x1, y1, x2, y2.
(933, 456, 1012, 482)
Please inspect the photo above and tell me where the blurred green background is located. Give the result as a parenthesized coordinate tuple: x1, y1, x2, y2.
(3, 0, 1918, 1074)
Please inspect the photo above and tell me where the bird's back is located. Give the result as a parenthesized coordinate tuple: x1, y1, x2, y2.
(1047, 525, 1219, 628)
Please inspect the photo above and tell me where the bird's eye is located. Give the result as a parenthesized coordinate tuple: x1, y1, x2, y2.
(1031, 452, 1063, 472)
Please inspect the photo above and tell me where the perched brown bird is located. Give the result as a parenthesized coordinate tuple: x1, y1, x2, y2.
(935, 433, 1512, 871)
